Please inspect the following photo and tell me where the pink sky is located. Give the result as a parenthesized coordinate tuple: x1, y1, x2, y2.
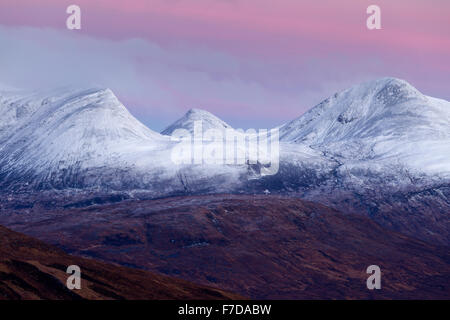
(0, 0, 449, 130)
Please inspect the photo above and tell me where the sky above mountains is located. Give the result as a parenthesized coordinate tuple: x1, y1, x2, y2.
(0, 0, 449, 131)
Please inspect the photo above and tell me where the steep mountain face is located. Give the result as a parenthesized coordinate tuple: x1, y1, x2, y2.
(279, 78, 450, 179)
(1, 195, 448, 299)
(0, 224, 242, 300)
(0, 87, 164, 144)
(161, 108, 232, 135)
(0, 87, 174, 190)
(265, 78, 450, 244)
(0, 90, 249, 192)
(281, 78, 424, 142)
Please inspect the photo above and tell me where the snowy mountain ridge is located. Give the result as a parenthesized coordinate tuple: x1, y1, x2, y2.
(0, 77, 449, 192)
(0, 87, 175, 189)
(279, 77, 450, 179)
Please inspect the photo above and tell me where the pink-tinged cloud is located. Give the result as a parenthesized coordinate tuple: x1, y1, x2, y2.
(1, 0, 449, 56)
(0, 1, 449, 129)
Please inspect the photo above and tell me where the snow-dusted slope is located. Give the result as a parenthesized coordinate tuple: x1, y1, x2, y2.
(0, 78, 449, 193)
(0, 87, 173, 189)
(161, 108, 232, 135)
(279, 78, 450, 179)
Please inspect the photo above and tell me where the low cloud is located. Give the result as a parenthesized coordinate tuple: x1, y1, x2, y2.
(1, 25, 444, 132)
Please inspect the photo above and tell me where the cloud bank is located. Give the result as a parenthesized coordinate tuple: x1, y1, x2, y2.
(0, 0, 449, 130)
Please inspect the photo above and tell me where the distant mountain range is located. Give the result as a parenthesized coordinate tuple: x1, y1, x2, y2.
(0, 77, 449, 244)
(1, 77, 448, 191)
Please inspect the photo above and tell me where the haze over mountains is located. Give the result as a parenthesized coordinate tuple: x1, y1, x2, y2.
(0, 77, 449, 244)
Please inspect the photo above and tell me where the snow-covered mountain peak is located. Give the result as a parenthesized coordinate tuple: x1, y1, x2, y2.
(161, 108, 232, 135)
(185, 108, 211, 116)
(279, 77, 433, 143)
(279, 77, 450, 175)
(0, 79, 448, 193)
(0, 86, 171, 189)
(349, 77, 423, 106)
(22, 86, 164, 142)
(0, 86, 119, 131)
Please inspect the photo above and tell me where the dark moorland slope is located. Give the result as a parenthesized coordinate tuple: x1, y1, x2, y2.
(1, 194, 449, 299)
(0, 225, 242, 300)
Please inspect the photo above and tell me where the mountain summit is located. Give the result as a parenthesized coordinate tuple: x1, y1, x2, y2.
(0, 87, 168, 189)
(161, 108, 232, 135)
(279, 77, 450, 176)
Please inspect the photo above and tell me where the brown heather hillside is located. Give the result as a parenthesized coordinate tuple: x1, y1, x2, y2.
(0, 225, 243, 300)
(1, 194, 449, 299)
